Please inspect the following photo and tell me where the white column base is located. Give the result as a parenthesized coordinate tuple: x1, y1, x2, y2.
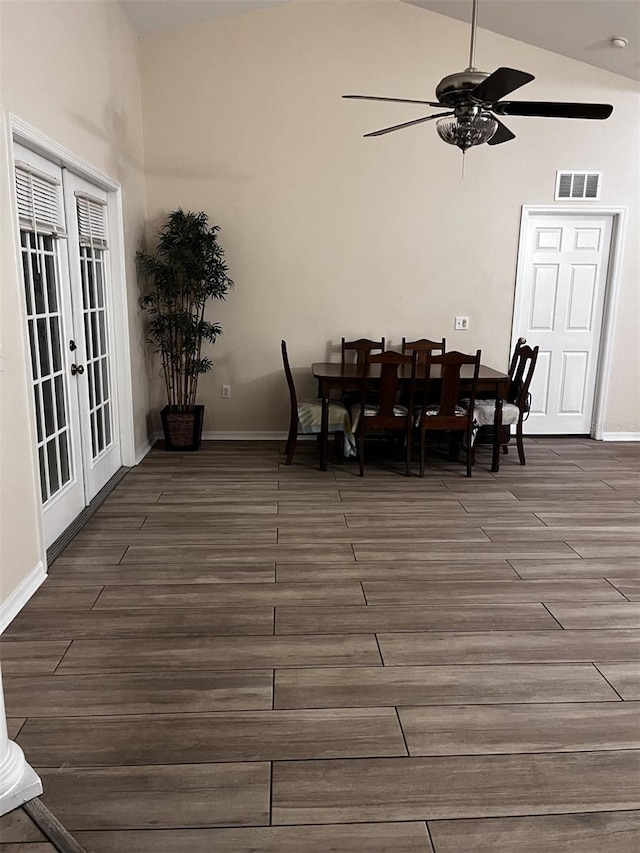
(0, 740, 42, 816)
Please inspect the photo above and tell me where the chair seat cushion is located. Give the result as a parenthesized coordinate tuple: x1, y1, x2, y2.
(297, 399, 356, 456)
(362, 403, 408, 418)
(414, 404, 468, 426)
(465, 398, 520, 427)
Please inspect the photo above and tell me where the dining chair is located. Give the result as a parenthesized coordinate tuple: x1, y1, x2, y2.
(341, 337, 385, 368)
(341, 338, 386, 409)
(400, 337, 447, 408)
(351, 350, 418, 477)
(281, 340, 352, 465)
(401, 337, 446, 362)
(471, 341, 539, 465)
(416, 349, 481, 477)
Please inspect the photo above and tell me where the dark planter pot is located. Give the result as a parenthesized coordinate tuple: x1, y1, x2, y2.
(160, 405, 205, 451)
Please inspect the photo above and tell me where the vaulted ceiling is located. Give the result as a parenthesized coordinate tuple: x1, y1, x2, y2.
(120, 0, 640, 82)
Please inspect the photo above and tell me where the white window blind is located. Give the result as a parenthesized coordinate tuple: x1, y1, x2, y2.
(15, 161, 64, 234)
(76, 193, 109, 249)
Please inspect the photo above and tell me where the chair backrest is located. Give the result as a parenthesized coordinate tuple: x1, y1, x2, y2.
(508, 337, 527, 379)
(508, 341, 539, 410)
(341, 337, 385, 368)
(401, 337, 446, 364)
(363, 350, 416, 418)
(420, 349, 481, 427)
(281, 340, 298, 413)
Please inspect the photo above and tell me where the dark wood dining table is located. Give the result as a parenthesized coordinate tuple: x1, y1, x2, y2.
(312, 361, 511, 473)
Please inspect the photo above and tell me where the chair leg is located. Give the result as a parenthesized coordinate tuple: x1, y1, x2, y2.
(465, 428, 472, 477)
(285, 427, 297, 465)
(334, 432, 344, 464)
(419, 430, 425, 477)
(405, 426, 412, 476)
(358, 430, 364, 477)
(516, 417, 526, 465)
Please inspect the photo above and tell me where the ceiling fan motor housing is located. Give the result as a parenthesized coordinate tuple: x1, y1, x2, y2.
(436, 70, 490, 105)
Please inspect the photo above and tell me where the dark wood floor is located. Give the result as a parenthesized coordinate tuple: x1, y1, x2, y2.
(2, 438, 640, 852)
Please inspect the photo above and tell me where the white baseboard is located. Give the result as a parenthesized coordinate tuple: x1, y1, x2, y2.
(202, 431, 288, 441)
(0, 744, 42, 817)
(601, 432, 640, 442)
(150, 430, 290, 443)
(134, 437, 154, 464)
(0, 561, 46, 634)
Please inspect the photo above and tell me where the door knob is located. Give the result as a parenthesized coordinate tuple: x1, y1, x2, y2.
(71, 364, 85, 376)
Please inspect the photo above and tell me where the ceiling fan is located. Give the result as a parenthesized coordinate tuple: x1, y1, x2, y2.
(343, 0, 613, 151)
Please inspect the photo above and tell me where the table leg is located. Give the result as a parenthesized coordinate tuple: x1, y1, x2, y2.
(320, 394, 329, 471)
(492, 397, 503, 473)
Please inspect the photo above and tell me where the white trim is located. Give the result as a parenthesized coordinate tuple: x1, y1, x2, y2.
(512, 205, 627, 441)
(601, 432, 640, 442)
(135, 437, 154, 464)
(0, 742, 42, 817)
(204, 431, 289, 441)
(0, 561, 46, 634)
(109, 187, 136, 467)
(3, 116, 48, 562)
(151, 430, 291, 443)
(10, 115, 119, 191)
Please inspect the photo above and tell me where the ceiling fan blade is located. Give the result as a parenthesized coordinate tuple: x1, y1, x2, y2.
(494, 101, 613, 119)
(487, 117, 516, 146)
(364, 111, 453, 138)
(471, 67, 535, 103)
(343, 94, 443, 107)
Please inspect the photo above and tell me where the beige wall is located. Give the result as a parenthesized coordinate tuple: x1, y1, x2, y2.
(139, 0, 639, 434)
(0, 0, 150, 604)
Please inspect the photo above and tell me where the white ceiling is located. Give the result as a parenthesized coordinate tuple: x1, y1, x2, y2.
(120, 0, 640, 82)
(406, 1, 640, 81)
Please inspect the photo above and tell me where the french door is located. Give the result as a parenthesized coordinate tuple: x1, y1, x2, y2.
(511, 211, 614, 435)
(15, 144, 121, 547)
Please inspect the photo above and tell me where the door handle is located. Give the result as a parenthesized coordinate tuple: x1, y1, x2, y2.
(71, 364, 85, 376)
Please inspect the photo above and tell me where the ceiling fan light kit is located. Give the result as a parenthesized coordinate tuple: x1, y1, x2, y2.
(436, 112, 497, 151)
(343, 0, 614, 153)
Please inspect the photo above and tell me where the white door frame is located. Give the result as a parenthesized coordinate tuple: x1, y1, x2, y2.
(6, 114, 136, 551)
(512, 205, 627, 440)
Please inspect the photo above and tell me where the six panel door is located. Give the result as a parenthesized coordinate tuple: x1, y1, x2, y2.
(512, 213, 613, 435)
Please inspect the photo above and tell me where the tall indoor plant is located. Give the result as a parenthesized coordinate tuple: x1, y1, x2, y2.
(138, 209, 234, 450)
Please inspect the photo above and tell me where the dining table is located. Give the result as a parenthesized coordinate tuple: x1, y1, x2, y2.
(312, 360, 511, 473)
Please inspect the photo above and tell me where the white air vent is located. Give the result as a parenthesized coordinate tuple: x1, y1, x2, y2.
(555, 171, 601, 201)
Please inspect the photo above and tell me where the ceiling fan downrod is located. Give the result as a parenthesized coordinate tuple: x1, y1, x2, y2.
(468, 0, 479, 71)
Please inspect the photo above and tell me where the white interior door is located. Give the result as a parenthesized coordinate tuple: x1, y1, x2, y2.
(63, 171, 121, 499)
(512, 212, 613, 434)
(14, 145, 86, 546)
(14, 145, 122, 548)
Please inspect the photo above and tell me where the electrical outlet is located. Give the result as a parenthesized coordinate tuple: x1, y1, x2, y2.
(221, 384, 231, 399)
(454, 316, 469, 331)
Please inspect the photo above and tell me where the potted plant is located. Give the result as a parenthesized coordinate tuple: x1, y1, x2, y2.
(138, 208, 234, 450)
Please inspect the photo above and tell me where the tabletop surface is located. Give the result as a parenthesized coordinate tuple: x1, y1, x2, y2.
(312, 362, 509, 381)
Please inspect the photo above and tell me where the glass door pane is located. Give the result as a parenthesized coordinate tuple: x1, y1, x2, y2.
(21, 231, 73, 504)
(79, 245, 114, 458)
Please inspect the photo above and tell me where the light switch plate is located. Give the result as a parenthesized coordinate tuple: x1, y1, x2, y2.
(454, 316, 469, 330)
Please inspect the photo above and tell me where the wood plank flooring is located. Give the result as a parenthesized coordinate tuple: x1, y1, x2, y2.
(1, 437, 639, 852)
